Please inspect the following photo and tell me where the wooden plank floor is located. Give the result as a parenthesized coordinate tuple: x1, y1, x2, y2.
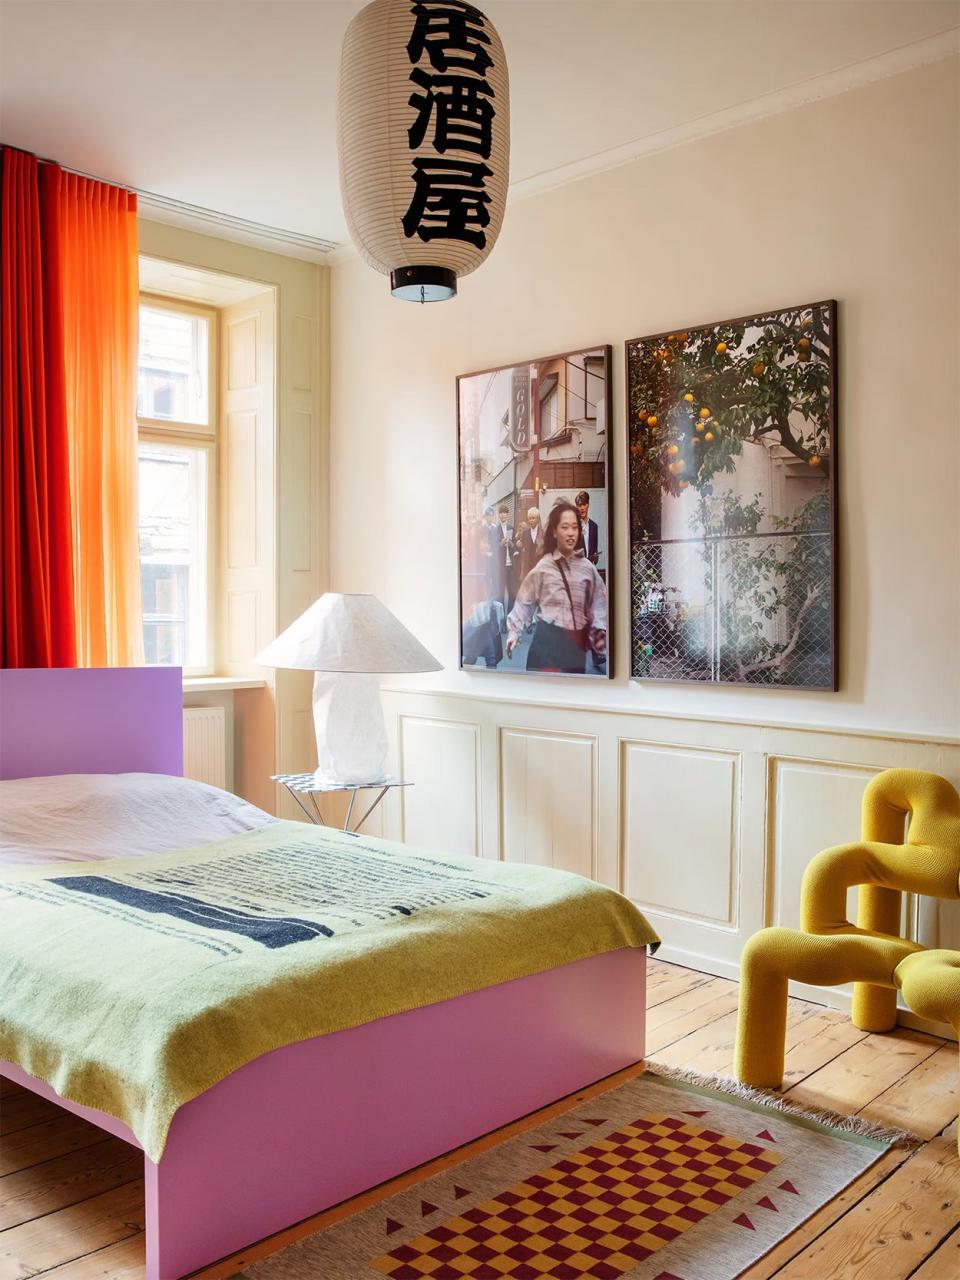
(2, 959, 957, 1279)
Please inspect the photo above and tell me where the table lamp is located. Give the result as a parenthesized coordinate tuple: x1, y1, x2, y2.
(255, 593, 442, 785)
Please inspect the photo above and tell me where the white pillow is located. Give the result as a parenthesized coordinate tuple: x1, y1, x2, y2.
(0, 772, 277, 867)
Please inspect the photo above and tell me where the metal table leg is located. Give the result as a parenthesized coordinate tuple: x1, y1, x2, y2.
(351, 785, 390, 833)
(343, 789, 358, 832)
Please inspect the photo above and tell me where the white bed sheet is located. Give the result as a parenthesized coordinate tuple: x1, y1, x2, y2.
(0, 773, 277, 867)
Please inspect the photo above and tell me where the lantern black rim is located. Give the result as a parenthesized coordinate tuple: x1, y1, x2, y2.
(390, 266, 457, 302)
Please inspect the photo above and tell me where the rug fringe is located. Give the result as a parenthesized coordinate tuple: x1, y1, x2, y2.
(644, 1060, 921, 1150)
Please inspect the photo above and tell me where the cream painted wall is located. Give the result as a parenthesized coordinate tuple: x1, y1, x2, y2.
(329, 58, 960, 738)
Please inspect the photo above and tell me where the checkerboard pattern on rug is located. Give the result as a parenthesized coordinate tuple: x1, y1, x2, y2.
(371, 1113, 784, 1279)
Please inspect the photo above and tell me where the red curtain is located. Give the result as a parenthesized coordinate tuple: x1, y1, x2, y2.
(0, 148, 77, 667)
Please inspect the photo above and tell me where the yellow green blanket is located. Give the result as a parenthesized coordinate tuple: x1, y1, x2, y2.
(0, 821, 657, 1161)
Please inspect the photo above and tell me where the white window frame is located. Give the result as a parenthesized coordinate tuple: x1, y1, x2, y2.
(137, 293, 219, 677)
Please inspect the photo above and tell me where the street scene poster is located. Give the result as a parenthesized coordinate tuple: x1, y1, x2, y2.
(458, 346, 612, 678)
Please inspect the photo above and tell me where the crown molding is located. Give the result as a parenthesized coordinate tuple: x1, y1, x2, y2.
(136, 27, 956, 265)
(508, 28, 959, 207)
(136, 190, 338, 263)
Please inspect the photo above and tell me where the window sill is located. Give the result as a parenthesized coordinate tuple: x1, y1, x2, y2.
(182, 676, 267, 693)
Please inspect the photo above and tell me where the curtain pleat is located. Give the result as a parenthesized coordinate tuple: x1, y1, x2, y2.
(0, 148, 77, 667)
(59, 171, 143, 667)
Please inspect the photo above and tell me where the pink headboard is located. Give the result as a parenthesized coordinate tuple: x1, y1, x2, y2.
(0, 667, 184, 780)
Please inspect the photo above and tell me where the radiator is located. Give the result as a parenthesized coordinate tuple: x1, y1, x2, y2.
(182, 707, 227, 790)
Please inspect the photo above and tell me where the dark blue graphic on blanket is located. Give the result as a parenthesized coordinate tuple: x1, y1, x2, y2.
(50, 877, 332, 948)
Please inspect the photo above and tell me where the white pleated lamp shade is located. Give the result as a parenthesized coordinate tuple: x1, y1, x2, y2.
(255, 594, 442, 674)
(337, 0, 509, 301)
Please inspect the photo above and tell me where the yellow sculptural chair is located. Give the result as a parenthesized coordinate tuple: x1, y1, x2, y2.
(735, 769, 960, 1144)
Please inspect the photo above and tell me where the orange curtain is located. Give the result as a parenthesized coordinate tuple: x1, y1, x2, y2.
(58, 173, 144, 666)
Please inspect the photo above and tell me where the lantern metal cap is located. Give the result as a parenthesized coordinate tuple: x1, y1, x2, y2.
(390, 265, 457, 302)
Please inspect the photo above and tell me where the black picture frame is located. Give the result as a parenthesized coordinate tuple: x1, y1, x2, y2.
(625, 300, 838, 690)
(457, 344, 614, 679)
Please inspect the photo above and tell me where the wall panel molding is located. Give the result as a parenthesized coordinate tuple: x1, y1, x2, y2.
(620, 740, 741, 931)
(381, 687, 960, 1039)
(499, 727, 597, 877)
(398, 715, 481, 858)
(766, 757, 880, 932)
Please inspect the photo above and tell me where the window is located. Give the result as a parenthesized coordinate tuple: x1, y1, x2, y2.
(138, 304, 209, 426)
(137, 298, 216, 673)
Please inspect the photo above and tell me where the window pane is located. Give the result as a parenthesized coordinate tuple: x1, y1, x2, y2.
(138, 305, 209, 426)
(139, 442, 208, 669)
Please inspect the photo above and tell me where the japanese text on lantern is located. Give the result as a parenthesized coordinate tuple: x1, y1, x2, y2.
(402, 1, 496, 247)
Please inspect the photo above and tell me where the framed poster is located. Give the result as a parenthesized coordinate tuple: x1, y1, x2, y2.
(458, 345, 613, 678)
(627, 300, 837, 689)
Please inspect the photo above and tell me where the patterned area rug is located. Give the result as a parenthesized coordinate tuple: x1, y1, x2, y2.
(243, 1070, 909, 1280)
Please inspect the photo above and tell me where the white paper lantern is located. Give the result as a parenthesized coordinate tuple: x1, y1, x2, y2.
(337, 0, 510, 301)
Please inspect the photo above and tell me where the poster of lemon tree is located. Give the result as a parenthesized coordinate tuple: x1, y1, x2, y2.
(627, 300, 837, 688)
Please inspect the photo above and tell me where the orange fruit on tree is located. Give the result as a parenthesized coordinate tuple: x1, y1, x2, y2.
(797, 351, 811, 363)
(704, 431, 714, 442)
(808, 454, 822, 467)
(695, 421, 705, 433)
(647, 415, 658, 427)
(716, 341, 728, 354)
(683, 392, 695, 403)
(752, 361, 765, 376)
(798, 337, 810, 350)
(699, 407, 711, 419)
(666, 443, 679, 456)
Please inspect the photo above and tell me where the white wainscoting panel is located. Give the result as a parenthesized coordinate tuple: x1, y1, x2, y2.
(767, 758, 880, 931)
(378, 688, 960, 1038)
(399, 716, 480, 857)
(621, 742, 740, 930)
(500, 728, 596, 877)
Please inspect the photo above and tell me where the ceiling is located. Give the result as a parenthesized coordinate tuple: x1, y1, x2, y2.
(1, 0, 957, 251)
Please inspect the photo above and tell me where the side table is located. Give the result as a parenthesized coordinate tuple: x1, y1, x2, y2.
(272, 773, 412, 833)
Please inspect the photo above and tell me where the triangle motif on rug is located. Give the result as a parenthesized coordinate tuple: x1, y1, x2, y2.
(755, 1128, 776, 1142)
(531, 1144, 557, 1152)
(453, 1185, 470, 1200)
(557, 1131, 583, 1139)
(734, 1213, 756, 1230)
(580, 1118, 607, 1126)
(779, 1179, 800, 1194)
(420, 1200, 438, 1217)
(384, 1218, 403, 1235)
(757, 1195, 779, 1212)
(683, 1109, 708, 1117)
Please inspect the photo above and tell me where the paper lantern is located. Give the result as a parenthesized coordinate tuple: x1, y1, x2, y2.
(337, 0, 510, 301)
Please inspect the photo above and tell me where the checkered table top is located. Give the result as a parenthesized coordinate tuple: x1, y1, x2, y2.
(272, 773, 411, 795)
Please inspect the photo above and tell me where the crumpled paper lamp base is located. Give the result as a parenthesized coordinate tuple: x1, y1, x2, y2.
(312, 671, 388, 786)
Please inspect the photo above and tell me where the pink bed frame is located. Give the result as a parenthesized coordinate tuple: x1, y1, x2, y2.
(0, 668, 647, 1278)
